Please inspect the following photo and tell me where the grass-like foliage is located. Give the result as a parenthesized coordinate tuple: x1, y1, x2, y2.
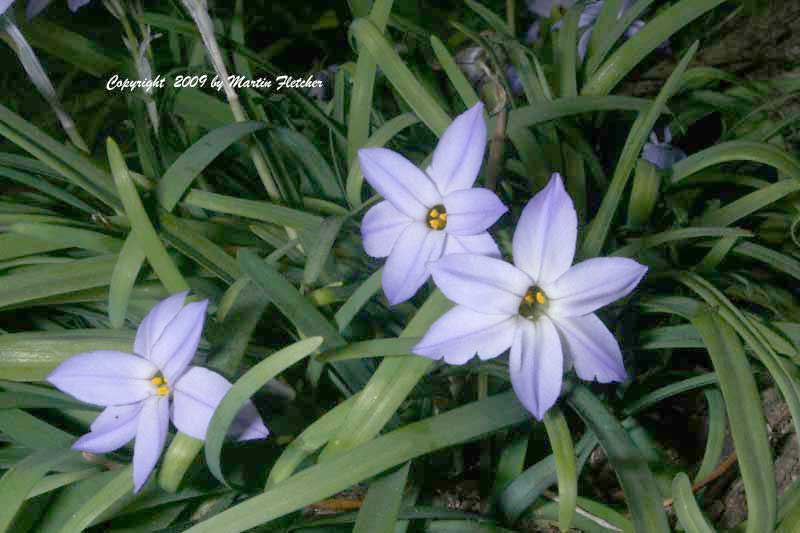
(0, 0, 799, 531)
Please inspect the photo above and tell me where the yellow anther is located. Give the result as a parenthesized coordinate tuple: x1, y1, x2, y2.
(426, 204, 448, 230)
(520, 286, 548, 320)
(156, 386, 170, 396)
(151, 376, 164, 386)
(524, 292, 535, 304)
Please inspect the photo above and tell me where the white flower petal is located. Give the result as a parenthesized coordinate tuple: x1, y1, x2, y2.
(512, 173, 577, 284)
(426, 103, 487, 195)
(132, 396, 169, 493)
(358, 148, 441, 219)
(578, 26, 593, 62)
(24, 0, 52, 18)
(443, 232, 501, 258)
(442, 188, 507, 235)
(155, 300, 209, 383)
(171, 366, 268, 441)
(547, 257, 647, 318)
(361, 200, 412, 258)
(90, 403, 143, 432)
(382, 223, 446, 305)
(134, 291, 189, 359)
(74, 404, 142, 454)
(413, 305, 516, 365)
(430, 254, 531, 315)
(553, 313, 627, 383)
(509, 316, 563, 420)
(46, 351, 157, 406)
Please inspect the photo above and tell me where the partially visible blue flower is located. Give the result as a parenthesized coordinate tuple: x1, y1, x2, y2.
(536, 0, 667, 62)
(359, 102, 507, 305)
(642, 127, 686, 169)
(0, 0, 92, 18)
(414, 173, 647, 419)
(47, 292, 268, 492)
(527, 0, 575, 18)
(309, 64, 339, 102)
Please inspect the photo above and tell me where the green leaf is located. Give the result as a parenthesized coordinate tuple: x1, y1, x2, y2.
(0, 329, 133, 381)
(158, 121, 267, 211)
(696, 178, 800, 227)
(695, 388, 726, 483)
(430, 36, 480, 108)
(266, 395, 358, 488)
(8, 223, 122, 254)
(672, 472, 715, 532)
(160, 211, 241, 284)
(108, 138, 189, 293)
(317, 337, 419, 363)
(691, 310, 776, 533)
(303, 216, 344, 287)
(319, 290, 452, 460)
(0, 104, 118, 209)
(568, 385, 670, 533)
(581, 42, 698, 258)
(499, 431, 596, 522)
(184, 189, 322, 232)
(108, 236, 147, 328)
(238, 249, 371, 392)
(582, 0, 729, 96)
(507, 96, 653, 133)
(0, 255, 117, 310)
(671, 141, 800, 186)
(334, 268, 383, 332)
(612, 227, 751, 258)
(274, 127, 345, 203)
(18, 16, 121, 77)
(205, 337, 322, 486)
(464, 0, 511, 36)
(346, 0, 394, 166)
(184, 392, 530, 533)
(0, 409, 73, 449)
(543, 407, 577, 532)
(555, 6, 580, 98)
(351, 18, 451, 137)
(0, 449, 77, 532)
(54, 466, 134, 533)
(353, 462, 411, 533)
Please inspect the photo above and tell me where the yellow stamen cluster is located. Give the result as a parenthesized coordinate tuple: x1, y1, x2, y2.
(519, 287, 547, 319)
(151, 376, 169, 396)
(427, 205, 448, 230)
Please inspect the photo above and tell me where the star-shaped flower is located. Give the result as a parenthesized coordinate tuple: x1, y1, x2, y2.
(47, 292, 269, 492)
(359, 102, 507, 305)
(413, 173, 647, 419)
(642, 127, 687, 169)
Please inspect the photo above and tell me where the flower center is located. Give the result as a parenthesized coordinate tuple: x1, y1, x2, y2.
(519, 286, 547, 320)
(426, 204, 447, 230)
(151, 375, 169, 396)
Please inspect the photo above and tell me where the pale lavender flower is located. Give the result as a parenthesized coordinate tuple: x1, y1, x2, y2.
(47, 292, 268, 492)
(527, 0, 576, 18)
(359, 102, 507, 305)
(0, 0, 92, 18)
(642, 127, 686, 169)
(545, 0, 662, 62)
(414, 173, 647, 419)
